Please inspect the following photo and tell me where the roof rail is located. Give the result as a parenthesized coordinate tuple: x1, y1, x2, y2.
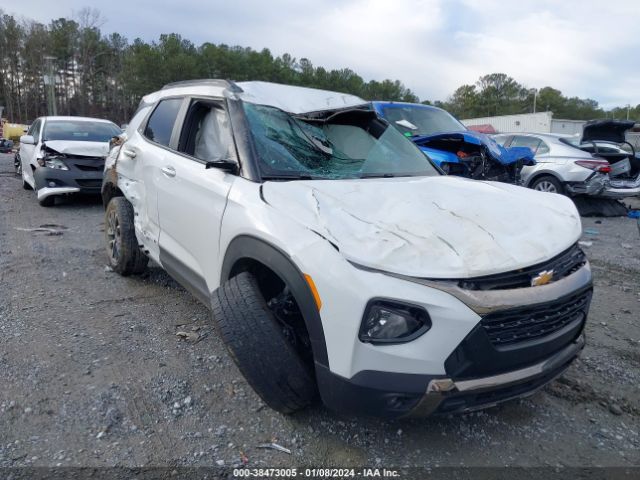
(161, 79, 243, 92)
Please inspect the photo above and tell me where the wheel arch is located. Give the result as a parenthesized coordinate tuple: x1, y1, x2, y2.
(101, 168, 124, 209)
(220, 235, 329, 368)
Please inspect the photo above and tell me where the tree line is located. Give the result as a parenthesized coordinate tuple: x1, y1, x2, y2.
(1, 9, 638, 128)
(0, 8, 418, 126)
(434, 73, 640, 121)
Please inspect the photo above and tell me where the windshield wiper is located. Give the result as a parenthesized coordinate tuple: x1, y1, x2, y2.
(359, 173, 396, 178)
(261, 173, 318, 181)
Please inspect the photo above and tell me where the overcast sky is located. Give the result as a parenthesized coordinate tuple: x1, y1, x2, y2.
(6, 0, 640, 108)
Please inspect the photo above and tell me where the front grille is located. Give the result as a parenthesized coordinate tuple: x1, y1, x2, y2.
(76, 179, 102, 188)
(481, 288, 592, 347)
(75, 163, 103, 171)
(459, 244, 586, 290)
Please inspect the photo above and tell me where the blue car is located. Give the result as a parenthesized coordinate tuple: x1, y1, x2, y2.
(371, 101, 535, 184)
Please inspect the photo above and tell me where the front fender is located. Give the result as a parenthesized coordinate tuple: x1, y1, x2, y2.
(220, 235, 329, 367)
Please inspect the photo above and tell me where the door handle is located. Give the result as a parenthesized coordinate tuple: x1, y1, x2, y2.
(161, 166, 176, 177)
(122, 148, 137, 158)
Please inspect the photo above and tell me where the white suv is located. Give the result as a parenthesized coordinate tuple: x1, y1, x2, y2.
(102, 80, 593, 417)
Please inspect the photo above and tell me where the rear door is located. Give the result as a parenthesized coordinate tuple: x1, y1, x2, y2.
(155, 98, 238, 304)
(122, 97, 184, 262)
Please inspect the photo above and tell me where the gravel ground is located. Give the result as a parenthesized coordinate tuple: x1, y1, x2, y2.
(0, 152, 639, 470)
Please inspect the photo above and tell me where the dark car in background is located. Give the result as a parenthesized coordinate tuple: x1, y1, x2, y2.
(0, 138, 14, 153)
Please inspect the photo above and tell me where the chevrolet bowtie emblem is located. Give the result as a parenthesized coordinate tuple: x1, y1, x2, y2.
(531, 270, 554, 287)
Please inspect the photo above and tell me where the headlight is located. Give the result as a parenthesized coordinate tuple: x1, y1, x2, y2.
(359, 299, 431, 345)
(40, 155, 69, 170)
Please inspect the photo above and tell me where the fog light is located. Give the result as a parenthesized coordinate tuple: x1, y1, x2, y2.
(359, 300, 431, 345)
(48, 181, 56, 187)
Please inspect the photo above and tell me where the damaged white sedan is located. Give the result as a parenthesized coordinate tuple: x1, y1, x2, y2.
(102, 80, 592, 417)
(19, 116, 121, 206)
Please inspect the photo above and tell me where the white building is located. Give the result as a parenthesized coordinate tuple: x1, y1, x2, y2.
(461, 111, 587, 135)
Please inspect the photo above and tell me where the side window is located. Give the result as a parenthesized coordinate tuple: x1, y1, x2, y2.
(143, 98, 183, 147)
(537, 140, 550, 155)
(177, 100, 236, 163)
(511, 136, 542, 154)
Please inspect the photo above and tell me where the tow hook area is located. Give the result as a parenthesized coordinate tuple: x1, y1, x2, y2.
(408, 334, 586, 417)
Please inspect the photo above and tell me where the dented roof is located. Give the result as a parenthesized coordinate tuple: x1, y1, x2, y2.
(235, 81, 367, 114)
(147, 80, 368, 115)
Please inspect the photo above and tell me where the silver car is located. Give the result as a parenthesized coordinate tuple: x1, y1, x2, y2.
(494, 133, 640, 199)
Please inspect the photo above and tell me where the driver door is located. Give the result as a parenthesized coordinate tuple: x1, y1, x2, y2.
(156, 98, 238, 304)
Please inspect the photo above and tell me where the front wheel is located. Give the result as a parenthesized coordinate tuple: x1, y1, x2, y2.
(105, 197, 148, 276)
(211, 272, 317, 414)
(531, 175, 564, 195)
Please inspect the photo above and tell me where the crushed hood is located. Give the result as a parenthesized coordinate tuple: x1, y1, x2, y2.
(412, 130, 535, 166)
(581, 120, 636, 143)
(42, 140, 109, 157)
(262, 176, 581, 278)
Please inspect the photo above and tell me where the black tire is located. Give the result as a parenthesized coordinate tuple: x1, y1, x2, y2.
(212, 272, 317, 414)
(105, 197, 148, 276)
(38, 195, 55, 207)
(531, 175, 564, 195)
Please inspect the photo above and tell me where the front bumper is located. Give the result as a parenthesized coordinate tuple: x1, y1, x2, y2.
(317, 333, 585, 418)
(33, 157, 105, 196)
(317, 258, 592, 418)
(411, 333, 584, 416)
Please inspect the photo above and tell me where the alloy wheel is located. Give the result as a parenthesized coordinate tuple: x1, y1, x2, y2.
(534, 180, 558, 193)
(106, 209, 122, 264)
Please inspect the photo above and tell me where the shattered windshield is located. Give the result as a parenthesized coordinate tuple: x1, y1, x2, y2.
(382, 106, 466, 137)
(43, 120, 121, 143)
(243, 103, 438, 180)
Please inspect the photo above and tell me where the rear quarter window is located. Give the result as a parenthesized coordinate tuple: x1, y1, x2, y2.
(143, 98, 183, 147)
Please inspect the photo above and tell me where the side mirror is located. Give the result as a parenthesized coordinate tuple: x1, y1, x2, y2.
(205, 159, 239, 174)
(20, 135, 35, 145)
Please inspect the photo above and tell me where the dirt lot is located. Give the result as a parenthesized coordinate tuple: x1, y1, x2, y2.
(0, 152, 639, 471)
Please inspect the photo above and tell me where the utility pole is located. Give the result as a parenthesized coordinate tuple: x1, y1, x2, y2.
(43, 55, 58, 116)
(627, 104, 631, 121)
(530, 88, 538, 114)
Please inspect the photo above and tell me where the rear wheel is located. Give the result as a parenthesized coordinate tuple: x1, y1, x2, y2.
(105, 197, 148, 275)
(531, 175, 564, 195)
(211, 271, 317, 414)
